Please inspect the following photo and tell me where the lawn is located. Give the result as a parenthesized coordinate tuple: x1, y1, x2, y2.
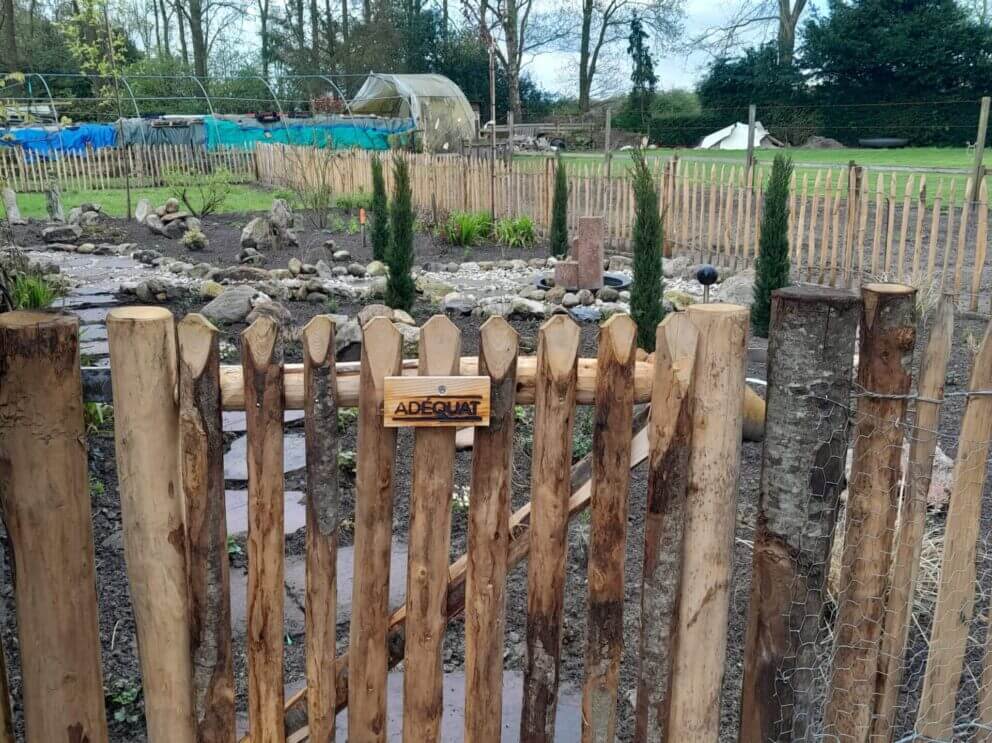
(12, 183, 276, 220)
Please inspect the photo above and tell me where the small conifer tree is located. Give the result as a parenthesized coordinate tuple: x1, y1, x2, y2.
(751, 154, 794, 337)
(385, 157, 416, 312)
(549, 155, 569, 257)
(630, 150, 665, 351)
(370, 156, 390, 262)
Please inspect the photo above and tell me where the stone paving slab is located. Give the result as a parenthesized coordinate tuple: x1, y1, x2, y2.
(225, 489, 308, 536)
(224, 432, 308, 480)
(222, 410, 306, 433)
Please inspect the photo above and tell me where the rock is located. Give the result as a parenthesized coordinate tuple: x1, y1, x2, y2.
(76, 243, 96, 254)
(597, 286, 619, 302)
(334, 319, 362, 357)
(462, 262, 480, 272)
(145, 213, 168, 236)
(315, 260, 334, 279)
(300, 263, 317, 275)
(212, 266, 271, 282)
(607, 255, 633, 272)
(545, 286, 566, 304)
(67, 207, 82, 225)
(201, 285, 256, 325)
(510, 297, 546, 318)
(664, 255, 691, 279)
(577, 289, 595, 306)
(347, 263, 367, 277)
(78, 210, 100, 227)
(395, 322, 421, 352)
(416, 276, 455, 302)
(163, 218, 185, 240)
(663, 289, 696, 311)
(246, 301, 292, 328)
(42, 224, 82, 243)
(187, 263, 214, 279)
(164, 197, 180, 213)
(478, 298, 513, 317)
(269, 198, 293, 230)
(1, 187, 25, 224)
(331, 266, 348, 277)
(288, 257, 303, 276)
(332, 249, 351, 262)
(718, 269, 756, 306)
(521, 288, 546, 302)
(134, 198, 151, 223)
(132, 249, 162, 265)
(357, 304, 393, 326)
(366, 260, 387, 277)
(562, 292, 580, 308)
(200, 280, 224, 299)
(239, 247, 266, 266)
(443, 292, 477, 315)
(306, 292, 328, 303)
(241, 217, 276, 251)
(926, 446, 953, 508)
(445, 262, 460, 273)
(392, 309, 416, 326)
(367, 276, 388, 298)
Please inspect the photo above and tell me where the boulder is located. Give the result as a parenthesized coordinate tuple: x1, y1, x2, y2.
(270, 198, 294, 230)
(288, 257, 303, 276)
(241, 217, 276, 251)
(395, 322, 421, 353)
(163, 219, 185, 239)
(42, 224, 82, 243)
(246, 300, 292, 328)
(334, 318, 362, 357)
(597, 286, 619, 302)
(200, 285, 256, 325)
(1, 187, 25, 225)
(392, 309, 416, 326)
(145, 214, 168, 236)
(315, 260, 334, 279)
(134, 198, 151, 223)
(67, 207, 82, 225)
(200, 280, 224, 298)
(664, 289, 696, 311)
(510, 297, 547, 319)
(347, 263, 367, 277)
(607, 255, 632, 272)
(545, 286, 566, 304)
(212, 266, 271, 282)
(357, 304, 393, 326)
(239, 247, 266, 266)
(718, 269, 756, 306)
(443, 292, 477, 315)
(160, 211, 190, 224)
(664, 255, 691, 279)
(577, 289, 595, 306)
(367, 277, 388, 298)
(416, 276, 455, 301)
(76, 243, 96, 254)
(366, 260, 387, 277)
(332, 249, 351, 262)
(164, 197, 181, 213)
(79, 210, 101, 227)
(562, 292, 580, 308)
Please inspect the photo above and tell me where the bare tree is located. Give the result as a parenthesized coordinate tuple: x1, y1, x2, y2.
(691, 0, 806, 65)
(172, 0, 246, 78)
(0, 0, 18, 68)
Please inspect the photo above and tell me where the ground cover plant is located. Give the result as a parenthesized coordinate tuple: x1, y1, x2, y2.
(493, 215, 536, 248)
(442, 211, 493, 246)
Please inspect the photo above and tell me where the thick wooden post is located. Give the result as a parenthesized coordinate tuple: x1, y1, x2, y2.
(178, 314, 235, 743)
(521, 315, 581, 743)
(633, 312, 699, 742)
(581, 315, 637, 743)
(464, 318, 519, 743)
(349, 318, 403, 742)
(667, 303, 748, 741)
(107, 307, 196, 743)
(823, 283, 917, 743)
(738, 287, 861, 743)
(303, 316, 339, 743)
(871, 296, 954, 742)
(917, 318, 992, 739)
(0, 312, 109, 743)
(241, 317, 286, 743)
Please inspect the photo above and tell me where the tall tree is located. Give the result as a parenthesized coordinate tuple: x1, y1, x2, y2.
(1, 0, 18, 68)
(626, 13, 656, 128)
(691, 0, 808, 66)
(751, 154, 793, 337)
(629, 149, 664, 351)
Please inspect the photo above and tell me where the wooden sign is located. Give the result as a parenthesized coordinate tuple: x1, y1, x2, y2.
(383, 376, 490, 428)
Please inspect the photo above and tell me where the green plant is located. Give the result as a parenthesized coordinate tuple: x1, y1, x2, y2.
(347, 216, 360, 235)
(329, 215, 346, 233)
(338, 449, 357, 475)
(106, 678, 144, 726)
(84, 402, 113, 433)
(10, 273, 59, 309)
(549, 156, 569, 257)
(181, 226, 209, 250)
(442, 211, 492, 246)
(572, 407, 595, 462)
(335, 192, 372, 212)
(386, 157, 416, 313)
(629, 150, 665, 351)
(751, 154, 795, 337)
(494, 216, 536, 248)
(370, 156, 390, 262)
(164, 167, 234, 217)
(226, 535, 243, 558)
(282, 146, 342, 229)
(452, 484, 471, 512)
(337, 407, 359, 432)
(89, 475, 105, 498)
(325, 296, 339, 313)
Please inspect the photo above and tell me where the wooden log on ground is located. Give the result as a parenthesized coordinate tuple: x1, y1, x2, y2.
(521, 315, 582, 743)
(404, 316, 462, 742)
(823, 283, 917, 743)
(581, 315, 637, 743)
(738, 286, 861, 743)
(632, 313, 698, 742)
(871, 295, 954, 742)
(464, 318, 519, 743)
(0, 312, 109, 743)
(917, 318, 992, 739)
(241, 317, 286, 743)
(667, 303, 748, 741)
(302, 316, 339, 743)
(107, 306, 196, 743)
(349, 318, 403, 743)
(178, 314, 236, 743)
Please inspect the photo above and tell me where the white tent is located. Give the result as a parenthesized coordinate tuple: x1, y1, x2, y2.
(697, 121, 782, 150)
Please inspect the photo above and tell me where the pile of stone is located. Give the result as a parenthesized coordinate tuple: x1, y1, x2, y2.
(136, 197, 202, 241)
(238, 199, 299, 263)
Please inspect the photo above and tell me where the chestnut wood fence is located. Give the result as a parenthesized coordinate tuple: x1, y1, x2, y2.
(1, 284, 991, 742)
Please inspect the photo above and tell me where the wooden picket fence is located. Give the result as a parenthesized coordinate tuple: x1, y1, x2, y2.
(0, 143, 256, 193)
(1, 285, 992, 742)
(257, 144, 992, 314)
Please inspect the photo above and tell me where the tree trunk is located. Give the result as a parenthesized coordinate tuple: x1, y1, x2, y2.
(176, 2, 190, 69)
(159, 0, 172, 57)
(187, 0, 208, 80)
(340, 0, 348, 40)
(1, 0, 17, 70)
(578, 0, 592, 112)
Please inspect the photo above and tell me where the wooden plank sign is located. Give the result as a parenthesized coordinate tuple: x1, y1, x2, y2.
(383, 376, 490, 427)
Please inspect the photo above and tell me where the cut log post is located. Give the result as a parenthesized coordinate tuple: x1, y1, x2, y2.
(738, 286, 861, 743)
(464, 317, 519, 743)
(302, 316, 339, 743)
(521, 315, 582, 743)
(0, 311, 109, 743)
(667, 303, 748, 741)
(823, 283, 917, 743)
(178, 314, 236, 743)
(581, 315, 637, 743)
(1, 187, 25, 224)
(45, 180, 64, 222)
(871, 295, 954, 742)
(241, 317, 286, 743)
(107, 307, 196, 743)
(404, 316, 462, 742)
(348, 318, 403, 743)
(917, 318, 992, 739)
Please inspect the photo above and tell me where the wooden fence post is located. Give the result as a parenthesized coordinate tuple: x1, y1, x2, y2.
(823, 283, 917, 743)
(302, 316, 339, 743)
(0, 312, 109, 743)
(738, 286, 861, 743)
(581, 315, 637, 743)
(870, 295, 954, 742)
(667, 303, 748, 741)
(521, 315, 582, 743)
(634, 312, 699, 742)
(464, 317, 519, 743)
(107, 306, 196, 743)
(177, 314, 236, 743)
(917, 318, 992, 739)
(241, 317, 286, 743)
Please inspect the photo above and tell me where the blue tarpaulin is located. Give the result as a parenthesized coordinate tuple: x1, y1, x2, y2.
(202, 115, 415, 151)
(0, 123, 118, 159)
